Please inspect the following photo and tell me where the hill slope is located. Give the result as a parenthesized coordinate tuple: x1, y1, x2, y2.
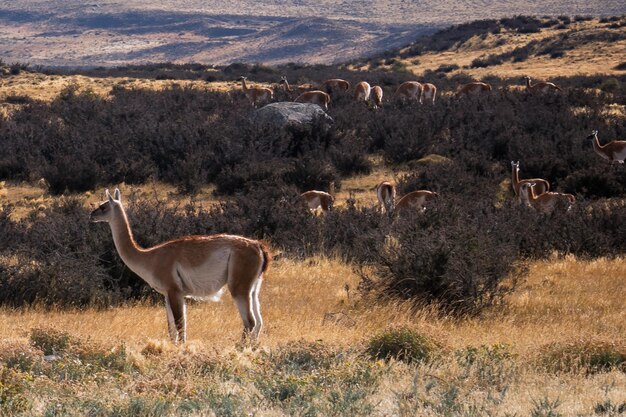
(0, 1, 624, 66)
(358, 16, 626, 78)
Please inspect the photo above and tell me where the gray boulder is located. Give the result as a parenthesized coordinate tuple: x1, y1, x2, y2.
(252, 102, 333, 130)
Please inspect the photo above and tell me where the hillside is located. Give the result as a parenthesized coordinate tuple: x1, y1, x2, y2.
(358, 15, 626, 78)
(0, 1, 625, 66)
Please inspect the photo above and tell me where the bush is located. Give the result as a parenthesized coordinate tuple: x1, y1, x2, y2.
(367, 326, 437, 363)
(598, 77, 620, 93)
(540, 340, 626, 374)
(470, 55, 503, 68)
(435, 64, 460, 73)
(30, 328, 72, 355)
(360, 199, 523, 314)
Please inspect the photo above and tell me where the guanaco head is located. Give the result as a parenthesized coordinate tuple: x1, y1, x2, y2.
(511, 161, 520, 170)
(278, 76, 287, 85)
(586, 130, 598, 140)
(238, 76, 247, 81)
(90, 188, 122, 223)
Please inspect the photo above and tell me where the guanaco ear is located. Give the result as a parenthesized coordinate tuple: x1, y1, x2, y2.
(114, 188, 121, 201)
(105, 189, 114, 203)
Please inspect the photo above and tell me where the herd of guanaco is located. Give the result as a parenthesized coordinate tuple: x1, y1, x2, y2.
(300, 130, 626, 217)
(239, 75, 562, 108)
(75, 74, 624, 344)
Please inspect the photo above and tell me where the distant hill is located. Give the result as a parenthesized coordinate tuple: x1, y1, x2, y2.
(0, 0, 624, 67)
(355, 15, 626, 78)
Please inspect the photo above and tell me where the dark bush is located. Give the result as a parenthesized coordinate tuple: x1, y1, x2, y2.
(435, 64, 460, 73)
(598, 77, 620, 92)
(367, 327, 437, 364)
(470, 55, 503, 68)
(360, 199, 523, 314)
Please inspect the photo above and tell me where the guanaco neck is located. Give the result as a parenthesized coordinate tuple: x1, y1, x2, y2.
(240, 78, 248, 92)
(525, 78, 532, 89)
(282, 80, 292, 92)
(591, 133, 608, 157)
(526, 185, 540, 203)
(109, 205, 149, 271)
(512, 165, 520, 188)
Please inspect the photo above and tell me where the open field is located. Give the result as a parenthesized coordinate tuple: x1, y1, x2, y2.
(1, 1, 625, 66)
(0, 254, 625, 415)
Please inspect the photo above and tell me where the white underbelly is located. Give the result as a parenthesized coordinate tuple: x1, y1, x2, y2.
(174, 251, 230, 297)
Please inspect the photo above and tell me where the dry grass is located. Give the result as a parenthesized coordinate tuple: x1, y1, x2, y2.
(0, 254, 625, 415)
(0, 72, 253, 102)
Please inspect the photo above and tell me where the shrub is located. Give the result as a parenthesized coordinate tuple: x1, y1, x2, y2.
(367, 326, 436, 363)
(540, 340, 626, 374)
(470, 55, 503, 68)
(360, 199, 523, 314)
(30, 328, 72, 356)
(598, 77, 620, 93)
(435, 64, 459, 73)
(9, 63, 28, 75)
(268, 341, 339, 373)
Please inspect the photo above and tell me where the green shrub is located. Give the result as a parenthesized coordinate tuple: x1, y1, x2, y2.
(367, 326, 436, 364)
(540, 341, 626, 374)
(30, 328, 72, 356)
(599, 77, 620, 93)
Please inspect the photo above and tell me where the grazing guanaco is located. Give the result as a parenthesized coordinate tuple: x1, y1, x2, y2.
(279, 76, 316, 95)
(524, 76, 561, 93)
(90, 189, 271, 342)
(519, 183, 575, 214)
(375, 181, 396, 213)
(510, 161, 550, 203)
(371, 85, 383, 108)
(239, 76, 273, 107)
(300, 190, 334, 212)
(394, 190, 438, 215)
(394, 81, 422, 102)
(354, 81, 371, 103)
(420, 82, 437, 104)
(586, 130, 626, 164)
(455, 82, 492, 97)
(323, 78, 350, 93)
(295, 90, 332, 110)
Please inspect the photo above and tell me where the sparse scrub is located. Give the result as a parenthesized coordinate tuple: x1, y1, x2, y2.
(455, 344, 517, 390)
